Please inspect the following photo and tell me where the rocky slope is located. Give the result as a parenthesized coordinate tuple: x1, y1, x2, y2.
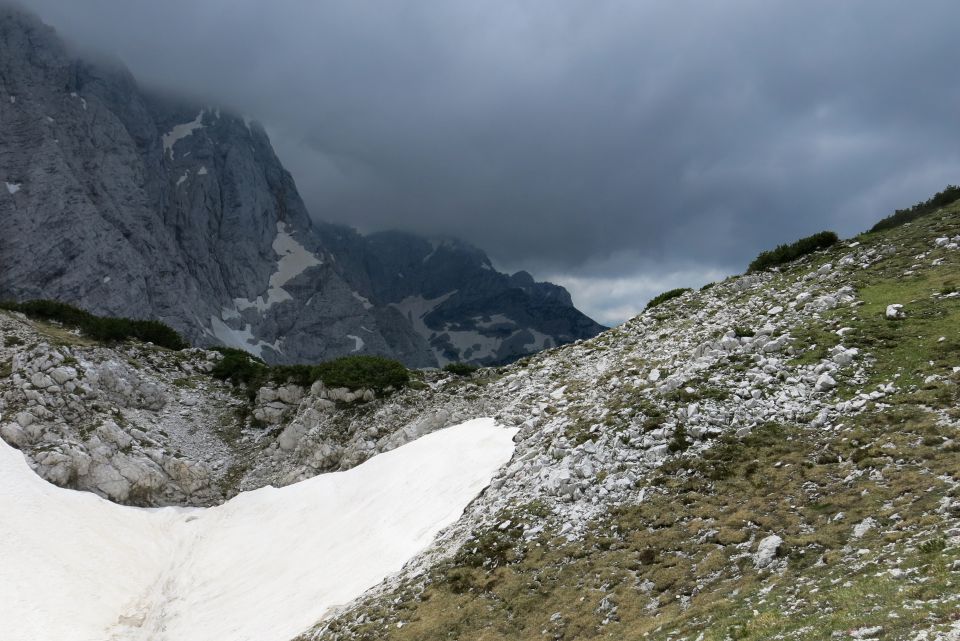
(2, 198, 959, 639)
(0, 7, 603, 368)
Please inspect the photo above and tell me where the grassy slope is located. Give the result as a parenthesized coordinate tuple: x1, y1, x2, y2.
(306, 209, 960, 641)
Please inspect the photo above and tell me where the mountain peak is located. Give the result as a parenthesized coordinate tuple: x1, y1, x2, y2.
(0, 7, 603, 367)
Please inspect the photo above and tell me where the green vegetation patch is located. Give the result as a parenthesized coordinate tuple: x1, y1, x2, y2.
(442, 362, 479, 376)
(870, 184, 960, 232)
(847, 266, 960, 388)
(0, 299, 187, 350)
(747, 231, 839, 273)
(645, 287, 692, 310)
(210, 348, 409, 397)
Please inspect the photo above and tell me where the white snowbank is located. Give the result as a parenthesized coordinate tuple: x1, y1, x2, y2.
(5, 181, 21, 194)
(0, 418, 516, 641)
(162, 110, 205, 159)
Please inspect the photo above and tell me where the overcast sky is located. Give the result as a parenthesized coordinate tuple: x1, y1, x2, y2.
(19, 0, 960, 325)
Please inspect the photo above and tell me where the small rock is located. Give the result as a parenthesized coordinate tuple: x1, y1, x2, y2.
(754, 534, 782, 568)
(814, 373, 837, 392)
(852, 517, 876, 539)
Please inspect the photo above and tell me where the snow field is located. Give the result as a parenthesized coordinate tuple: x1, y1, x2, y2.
(0, 418, 516, 641)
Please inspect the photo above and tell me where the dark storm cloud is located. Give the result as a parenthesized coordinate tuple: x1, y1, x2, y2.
(17, 0, 960, 323)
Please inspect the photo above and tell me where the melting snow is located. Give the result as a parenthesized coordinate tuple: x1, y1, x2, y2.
(162, 110, 206, 159)
(233, 222, 322, 312)
(391, 291, 457, 338)
(9, 95, 15, 103)
(352, 291, 373, 310)
(437, 329, 502, 365)
(475, 314, 514, 329)
(0, 419, 516, 641)
(347, 334, 365, 352)
(5, 182, 21, 194)
(209, 315, 281, 358)
(176, 171, 189, 187)
(197, 166, 208, 176)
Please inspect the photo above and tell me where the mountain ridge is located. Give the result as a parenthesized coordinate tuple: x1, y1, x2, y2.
(0, 6, 604, 368)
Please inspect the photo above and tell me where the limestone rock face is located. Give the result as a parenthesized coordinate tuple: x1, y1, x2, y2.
(0, 8, 603, 368)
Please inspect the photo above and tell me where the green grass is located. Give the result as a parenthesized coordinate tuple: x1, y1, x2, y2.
(846, 263, 960, 389)
(304, 400, 959, 640)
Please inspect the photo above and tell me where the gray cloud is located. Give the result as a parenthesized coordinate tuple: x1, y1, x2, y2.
(18, 0, 960, 323)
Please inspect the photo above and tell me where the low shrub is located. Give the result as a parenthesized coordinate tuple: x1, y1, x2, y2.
(747, 231, 839, 273)
(443, 362, 479, 376)
(645, 288, 692, 310)
(918, 537, 947, 555)
(0, 299, 188, 350)
(314, 355, 409, 392)
(667, 423, 691, 453)
(209, 347, 268, 390)
(870, 184, 960, 233)
(210, 351, 409, 396)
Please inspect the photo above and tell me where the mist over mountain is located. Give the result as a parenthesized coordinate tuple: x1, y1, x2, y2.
(0, 7, 603, 367)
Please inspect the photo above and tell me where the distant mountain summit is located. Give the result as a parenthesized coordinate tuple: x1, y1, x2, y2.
(0, 7, 604, 366)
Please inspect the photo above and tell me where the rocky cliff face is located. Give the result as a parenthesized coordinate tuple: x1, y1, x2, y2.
(0, 7, 603, 368)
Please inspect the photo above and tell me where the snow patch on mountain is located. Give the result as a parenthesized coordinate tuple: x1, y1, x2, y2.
(347, 334, 365, 352)
(475, 314, 514, 329)
(209, 315, 282, 358)
(0, 418, 517, 641)
(437, 329, 502, 365)
(162, 110, 206, 159)
(391, 291, 458, 338)
(5, 181, 21, 194)
(234, 222, 323, 313)
(351, 291, 373, 310)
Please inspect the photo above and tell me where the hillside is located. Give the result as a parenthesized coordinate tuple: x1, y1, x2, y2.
(1, 201, 959, 640)
(0, 7, 603, 368)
